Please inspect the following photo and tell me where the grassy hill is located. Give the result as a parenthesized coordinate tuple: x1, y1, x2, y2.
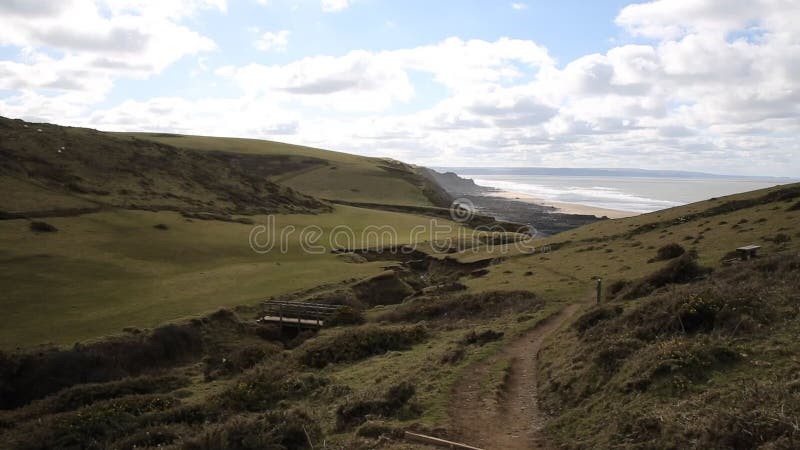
(0, 117, 329, 218)
(124, 133, 450, 208)
(0, 118, 462, 350)
(453, 182, 800, 448)
(1, 116, 798, 449)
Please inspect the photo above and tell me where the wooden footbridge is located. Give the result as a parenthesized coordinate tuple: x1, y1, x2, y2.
(258, 300, 342, 328)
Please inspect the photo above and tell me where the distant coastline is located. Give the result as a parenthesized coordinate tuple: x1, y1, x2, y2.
(432, 167, 798, 182)
(431, 167, 794, 216)
(484, 190, 636, 219)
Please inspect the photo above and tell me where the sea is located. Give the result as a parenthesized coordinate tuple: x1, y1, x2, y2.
(447, 169, 795, 214)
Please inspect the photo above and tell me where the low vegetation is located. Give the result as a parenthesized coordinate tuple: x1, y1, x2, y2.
(378, 290, 543, 323)
(539, 253, 800, 449)
(299, 325, 428, 368)
(1, 117, 799, 448)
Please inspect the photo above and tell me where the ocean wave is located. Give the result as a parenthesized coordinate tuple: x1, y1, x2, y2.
(472, 178, 683, 213)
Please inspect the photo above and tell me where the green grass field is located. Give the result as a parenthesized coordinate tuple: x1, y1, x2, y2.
(0, 205, 466, 349)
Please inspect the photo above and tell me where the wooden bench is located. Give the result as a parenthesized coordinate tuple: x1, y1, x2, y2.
(258, 300, 342, 328)
(736, 245, 761, 260)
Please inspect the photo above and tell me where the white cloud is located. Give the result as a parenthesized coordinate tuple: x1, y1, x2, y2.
(511, 3, 528, 10)
(2, 0, 799, 176)
(0, 0, 217, 99)
(616, 0, 800, 39)
(255, 30, 290, 52)
(321, 0, 349, 12)
(217, 37, 552, 112)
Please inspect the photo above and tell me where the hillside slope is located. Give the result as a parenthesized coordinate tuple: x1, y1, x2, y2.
(444, 182, 800, 448)
(125, 133, 451, 208)
(0, 118, 463, 349)
(0, 176, 797, 449)
(0, 117, 328, 218)
(539, 253, 800, 449)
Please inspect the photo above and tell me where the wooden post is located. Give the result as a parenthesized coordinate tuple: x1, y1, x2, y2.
(596, 278, 602, 304)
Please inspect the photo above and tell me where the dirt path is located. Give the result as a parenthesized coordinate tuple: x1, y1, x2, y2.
(448, 303, 583, 450)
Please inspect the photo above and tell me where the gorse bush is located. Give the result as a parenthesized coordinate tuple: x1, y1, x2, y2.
(203, 343, 281, 380)
(573, 305, 623, 335)
(649, 243, 685, 262)
(0, 324, 203, 409)
(218, 365, 329, 412)
(325, 306, 366, 327)
(29, 221, 57, 233)
(6, 374, 189, 420)
(6, 394, 179, 449)
(379, 290, 542, 322)
(460, 329, 504, 346)
(299, 325, 428, 368)
(622, 253, 711, 300)
(701, 379, 800, 449)
(184, 409, 321, 450)
(110, 425, 183, 449)
(335, 382, 417, 430)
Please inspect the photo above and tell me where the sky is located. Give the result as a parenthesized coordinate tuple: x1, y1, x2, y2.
(0, 0, 799, 177)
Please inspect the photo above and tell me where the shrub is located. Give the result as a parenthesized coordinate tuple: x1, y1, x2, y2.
(702, 380, 800, 449)
(593, 338, 642, 372)
(203, 343, 280, 379)
(153, 223, 169, 230)
(772, 233, 792, 244)
(0, 324, 203, 409)
(606, 279, 629, 298)
(6, 395, 179, 449)
(626, 339, 740, 394)
(29, 221, 57, 232)
(623, 253, 711, 300)
(380, 290, 542, 322)
(110, 425, 181, 449)
(573, 306, 623, 335)
(184, 410, 321, 450)
(299, 325, 428, 368)
(649, 243, 685, 262)
(351, 273, 414, 306)
(460, 329, 504, 346)
(440, 347, 466, 364)
(310, 289, 364, 309)
(141, 404, 221, 427)
(356, 421, 403, 439)
(335, 382, 417, 430)
(325, 306, 365, 327)
(25, 374, 190, 416)
(218, 366, 329, 412)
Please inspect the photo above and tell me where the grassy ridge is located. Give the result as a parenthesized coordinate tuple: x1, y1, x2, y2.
(0, 117, 326, 217)
(125, 133, 447, 207)
(455, 183, 800, 297)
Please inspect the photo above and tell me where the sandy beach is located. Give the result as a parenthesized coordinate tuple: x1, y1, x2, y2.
(486, 190, 638, 219)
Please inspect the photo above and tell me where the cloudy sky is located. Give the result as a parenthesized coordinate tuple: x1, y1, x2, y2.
(1, 0, 798, 176)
